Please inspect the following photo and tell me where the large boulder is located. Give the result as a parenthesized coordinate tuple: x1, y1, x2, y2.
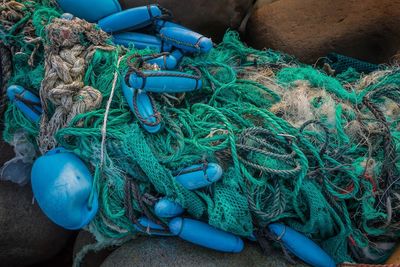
(101, 237, 305, 267)
(0, 141, 14, 166)
(0, 182, 73, 266)
(119, 0, 254, 41)
(247, 0, 400, 64)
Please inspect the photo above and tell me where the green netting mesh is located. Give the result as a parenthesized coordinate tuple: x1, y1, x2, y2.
(1, 1, 400, 265)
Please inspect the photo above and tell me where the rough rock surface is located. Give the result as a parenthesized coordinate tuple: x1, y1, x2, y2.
(247, 0, 400, 64)
(0, 141, 14, 166)
(119, 0, 254, 41)
(0, 182, 72, 266)
(101, 237, 304, 267)
(73, 231, 115, 267)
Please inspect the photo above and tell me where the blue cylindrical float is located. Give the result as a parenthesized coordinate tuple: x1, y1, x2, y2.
(113, 32, 172, 52)
(7, 85, 42, 123)
(31, 147, 98, 230)
(98, 5, 161, 33)
(128, 69, 202, 93)
(154, 198, 184, 218)
(134, 217, 174, 236)
(174, 163, 223, 190)
(56, 0, 121, 22)
(159, 27, 213, 54)
(268, 223, 336, 267)
(121, 79, 162, 134)
(169, 217, 244, 253)
(154, 19, 188, 32)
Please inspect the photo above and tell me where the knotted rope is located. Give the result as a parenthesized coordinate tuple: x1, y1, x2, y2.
(38, 17, 112, 153)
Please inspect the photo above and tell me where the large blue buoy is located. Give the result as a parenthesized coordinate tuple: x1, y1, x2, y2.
(169, 217, 244, 253)
(128, 69, 202, 93)
(121, 79, 162, 134)
(154, 198, 184, 218)
(31, 147, 98, 230)
(98, 5, 161, 33)
(7, 85, 42, 123)
(159, 27, 213, 54)
(174, 163, 223, 190)
(134, 217, 174, 236)
(268, 223, 336, 267)
(113, 32, 172, 52)
(56, 0, 121, 22)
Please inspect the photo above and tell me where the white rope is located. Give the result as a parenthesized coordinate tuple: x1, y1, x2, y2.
(100, 55, 123, 168)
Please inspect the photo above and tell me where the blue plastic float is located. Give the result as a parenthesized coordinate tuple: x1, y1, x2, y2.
(128, 69, 202, 93)
(145, 50, 183, 70)
(98, 5, 161, 33)
(159, 27, 213, 54)
(113, 32, 172, 52)
(134, 217, 174, 236)
(154, 19, 188, 32)
(31, 147, 98, 230)
(56, 0, 121, 22)
(169, 217, 244, 253)
(154, 198, 184, 218)
(121, 79, 162, 134)
(7, 85, 42, 123)
(174, 163, 223, 190)
(268, 223, 336, 267)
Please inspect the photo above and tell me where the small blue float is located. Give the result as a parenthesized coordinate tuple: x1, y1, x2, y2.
(134, 217, 174, 236)
(128, 69, 202, 93)
(31, 147, 98, 230)
(56, 0, 121, 22)
(159, 27, 213, 54)
(268, 223, 336, 267)
(7, 85, 42, 123)
(169, 217, 244, 253)
(121, 79, 162, 134)
(174, 163, 223, 190)
(145, 52, 179, 70)
(98, 5, 161, 33)
(154, 198, 184, 218)
(112, 32, 172, 52)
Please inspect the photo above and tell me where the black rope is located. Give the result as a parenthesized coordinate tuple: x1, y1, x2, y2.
(236, 127, 301, 176)
(299, 120, 330, 156)
(124, 178, 171, 235)
(362, 85, 400, 213)
(132, 89, 162, 127)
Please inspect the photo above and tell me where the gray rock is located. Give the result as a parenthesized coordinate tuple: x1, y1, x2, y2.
(0, 182, 73, 266)
(101, 237, 304, 267)
(247, 0, 400, 64)
(0, 141, 14, 166)
(73, 231, 115, 267)
(119, 0, 254, 41)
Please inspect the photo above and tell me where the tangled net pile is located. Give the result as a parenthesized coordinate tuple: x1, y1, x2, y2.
(1, 1, 400, 265)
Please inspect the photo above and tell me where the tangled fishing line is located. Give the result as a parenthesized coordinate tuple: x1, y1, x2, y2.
(1, 1, 400, 266)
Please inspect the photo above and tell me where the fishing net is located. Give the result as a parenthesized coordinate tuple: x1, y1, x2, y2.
(1, 1, 400, 265)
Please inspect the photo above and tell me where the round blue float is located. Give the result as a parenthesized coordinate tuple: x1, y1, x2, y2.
(31, 147, 98, 230)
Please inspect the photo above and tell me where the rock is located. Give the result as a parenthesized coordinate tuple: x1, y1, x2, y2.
(73, 231, 115, 267)
(0, 141, 14, 167)
(119, 0, 254, 41)
(0, 182, 73, 266)
(247, 0, 400, 64)
(101, 237, 305, 267)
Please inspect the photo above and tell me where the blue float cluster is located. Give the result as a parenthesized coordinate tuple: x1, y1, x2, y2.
(4, 1, 337, 266)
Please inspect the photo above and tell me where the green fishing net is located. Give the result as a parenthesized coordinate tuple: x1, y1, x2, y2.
(1, 1, 400, 265)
